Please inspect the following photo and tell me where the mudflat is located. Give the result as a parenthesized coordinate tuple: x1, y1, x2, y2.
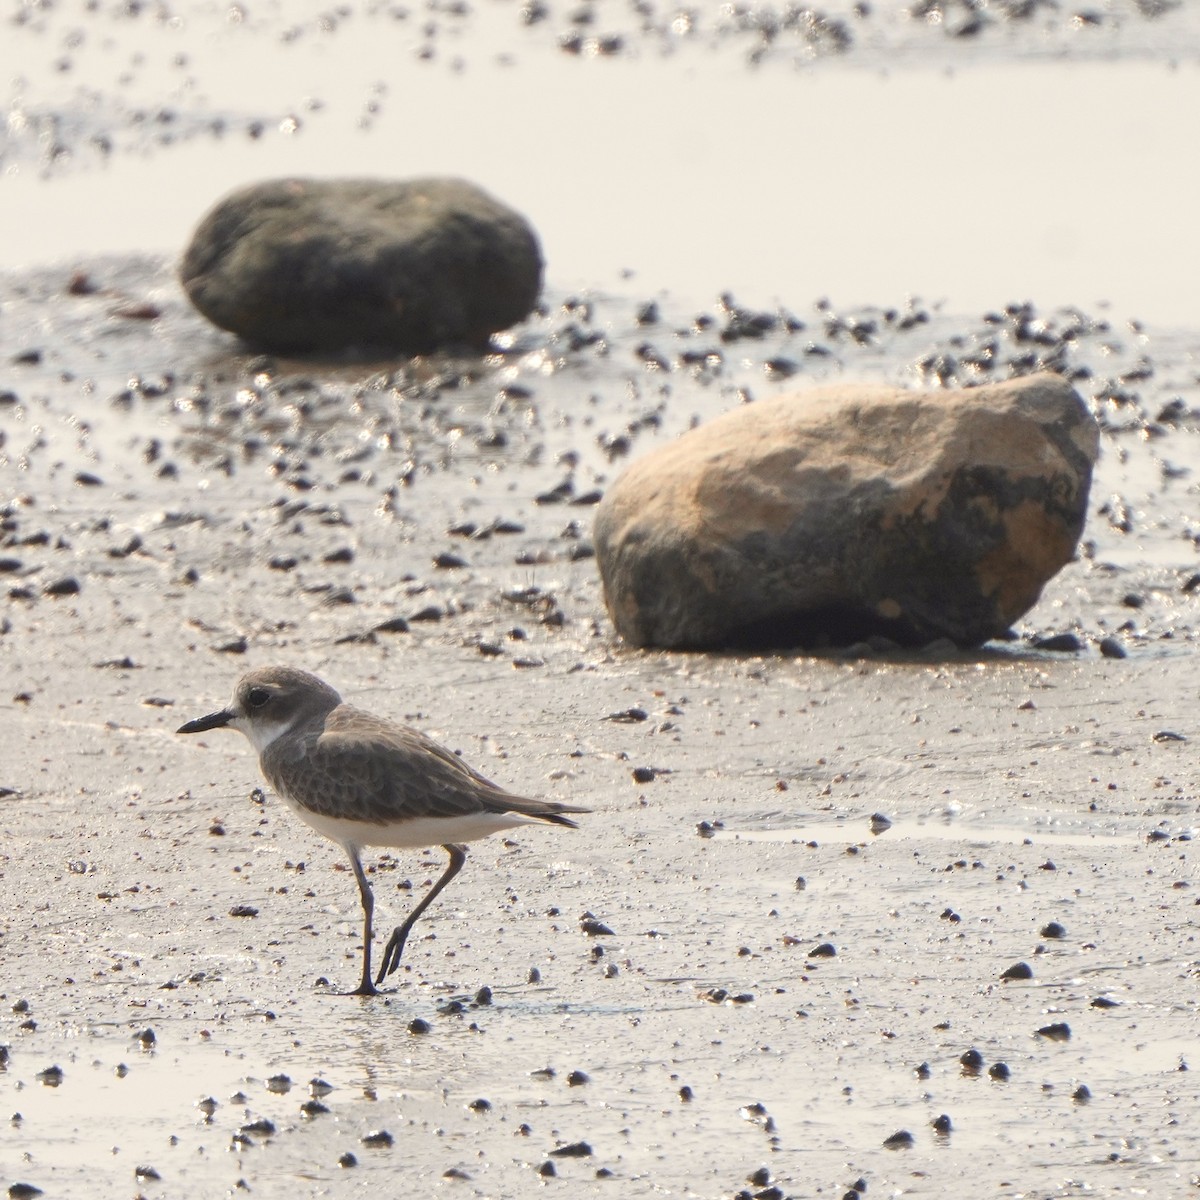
(3, 4, 1200, 1197)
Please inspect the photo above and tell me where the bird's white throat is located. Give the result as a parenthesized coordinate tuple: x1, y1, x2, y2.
(234, 714, 297, 755)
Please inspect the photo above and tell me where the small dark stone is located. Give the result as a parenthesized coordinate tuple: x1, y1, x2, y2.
(1040, 921, 1067, 939)
(1072, 1084, 1091, 1102)
(361, 1129, 394, 1148)
(989, 1062, 1011, 1081)
(374, 616, 411, 634)
(1036, 1022, 1072, 1041)
(338, 1152, 358, 1168)
(931, 1113, 952, 1134)
(631, 766, 656, 784)
(408, 1018, 431, 1035)
(808, 942, 836, 958)
(474, 986, 493, 1007)
(241, 1118, 276, 1136)
(467, 1098, 492, 1112)
(566, 1070, 589, 1086)
(1032, 631, 1083, 653)
(300, 1100, 330, 1117)
(9, 1185, 44, 1199)
(550, 1141, 593, 1157)
(883, 1129, 914, 1149)
(1091, 996, 1120, 1009)
(604, 707, 648, 723)
(915, 1062, 931, 1080)
(538, 1161, 557, 1177)
(229, 905, 259, 918)
(960, 1049, 985, 1072)
(1001, 961, 1033, 980)
(43, 577, 81, 596)
(580, 917, 615, 937)
(679, 1085, 694, 1101)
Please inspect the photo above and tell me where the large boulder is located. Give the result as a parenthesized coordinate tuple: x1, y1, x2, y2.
(594, 374, 1100, 650)
(180, 177, 543, 353)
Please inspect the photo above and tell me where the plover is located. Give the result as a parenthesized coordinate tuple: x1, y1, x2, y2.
(178, 665, 587, 996)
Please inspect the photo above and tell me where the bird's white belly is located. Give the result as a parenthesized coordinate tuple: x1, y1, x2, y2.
(276, 795, 539, 851)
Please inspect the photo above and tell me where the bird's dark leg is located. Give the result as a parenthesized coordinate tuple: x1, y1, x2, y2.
(376, 844, 468, 984)
(343, 846, 380, 997)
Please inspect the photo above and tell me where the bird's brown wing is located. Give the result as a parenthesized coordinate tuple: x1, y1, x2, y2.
(261, 705, 585, 827)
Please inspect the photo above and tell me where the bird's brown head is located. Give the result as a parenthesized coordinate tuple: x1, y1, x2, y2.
(177, 666, 343, 753)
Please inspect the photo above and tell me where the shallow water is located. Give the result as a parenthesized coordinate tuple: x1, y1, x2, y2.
(4, 5, 1200, 324)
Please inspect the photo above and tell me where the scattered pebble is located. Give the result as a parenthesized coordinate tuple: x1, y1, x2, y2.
(1000, 961, 1033, 981)
(550, 1141, 593, 1157)
(1037, 1022, 1072, 1041)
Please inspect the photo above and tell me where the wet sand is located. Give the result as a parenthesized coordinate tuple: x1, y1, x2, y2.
(2, 254, 1199, 1197)
(3, 5, 1200, 1198)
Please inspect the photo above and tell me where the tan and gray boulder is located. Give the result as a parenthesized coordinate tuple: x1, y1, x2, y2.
(593, 374, 1100, 650)
(181, 177, 543, 354)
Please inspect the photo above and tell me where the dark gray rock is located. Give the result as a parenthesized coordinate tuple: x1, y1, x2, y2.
(593, 374, 1099, 650)
(180, 177, 543, 353)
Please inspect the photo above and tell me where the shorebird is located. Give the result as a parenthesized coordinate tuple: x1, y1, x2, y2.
(178, 665, 587, 995)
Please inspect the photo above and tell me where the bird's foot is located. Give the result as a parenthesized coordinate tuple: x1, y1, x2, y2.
(375, 936, 409, 985)
(325, 979, 391, 998)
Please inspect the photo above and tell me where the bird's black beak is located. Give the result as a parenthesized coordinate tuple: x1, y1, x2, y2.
(177, 708, 234, 735)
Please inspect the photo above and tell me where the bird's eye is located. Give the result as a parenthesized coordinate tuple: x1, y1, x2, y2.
(247, 687, 271, 709)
